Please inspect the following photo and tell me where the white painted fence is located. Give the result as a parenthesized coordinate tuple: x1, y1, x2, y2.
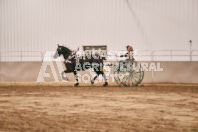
(1, 50, 198, 61)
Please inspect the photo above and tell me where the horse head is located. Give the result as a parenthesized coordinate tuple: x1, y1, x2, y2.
(54, 44, 72, 60)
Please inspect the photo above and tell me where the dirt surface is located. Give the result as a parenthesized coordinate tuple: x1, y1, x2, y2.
(0, 82, 198, 132)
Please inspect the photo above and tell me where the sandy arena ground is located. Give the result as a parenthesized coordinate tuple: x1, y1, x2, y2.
(0, 82, 198, 132)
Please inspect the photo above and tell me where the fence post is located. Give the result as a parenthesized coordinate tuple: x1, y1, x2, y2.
(151, 50, 154, 61)
(41, 51, 44, 62)
(41, 51, 45, 80)
(189, 40, 192, 61)
(151, 50, 154, 82)
(171, 50, 172, 61)
(190, 50, 192, 61)
(21, 51, 22, 61)
(189, 40, 192, 83)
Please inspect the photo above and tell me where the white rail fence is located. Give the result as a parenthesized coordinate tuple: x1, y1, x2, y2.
(0, 50, 198, 61)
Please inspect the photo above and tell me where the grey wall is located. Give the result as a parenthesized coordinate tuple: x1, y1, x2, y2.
(0, 61, 198, 83)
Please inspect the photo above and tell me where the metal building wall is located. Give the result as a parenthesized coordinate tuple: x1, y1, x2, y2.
(0, 0, 198, 53)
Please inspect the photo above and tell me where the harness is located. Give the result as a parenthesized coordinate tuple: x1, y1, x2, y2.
(65, 48, 79, 63)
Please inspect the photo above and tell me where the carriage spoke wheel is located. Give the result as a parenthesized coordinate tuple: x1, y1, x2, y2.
(114, 61, 144, 87)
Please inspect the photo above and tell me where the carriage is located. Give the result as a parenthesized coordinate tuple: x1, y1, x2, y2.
(54, 45, 144, 87)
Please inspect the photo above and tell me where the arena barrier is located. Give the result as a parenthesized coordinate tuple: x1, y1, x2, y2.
(0, 61, 198, 83)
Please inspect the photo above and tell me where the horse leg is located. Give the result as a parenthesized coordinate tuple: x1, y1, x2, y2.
(91, 74, 99, 85)
(64, 63, 76, 83)
(73, 71, 79, 86)
(63, 69, 74, 81)
(101, 71, 108, 87)
(62, 71, 69, 81)
(93, 71, 108, 86)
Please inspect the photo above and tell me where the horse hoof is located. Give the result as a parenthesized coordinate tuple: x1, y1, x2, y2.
(91, 81, 94, 85)
(74, 83, 79, 86)
(103, 83, 108, 87)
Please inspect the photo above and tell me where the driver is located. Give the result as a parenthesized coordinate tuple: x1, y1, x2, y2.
(120, 45, 134, 60)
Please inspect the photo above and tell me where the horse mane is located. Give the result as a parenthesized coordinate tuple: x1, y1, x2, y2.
(61, 46, 72, 53)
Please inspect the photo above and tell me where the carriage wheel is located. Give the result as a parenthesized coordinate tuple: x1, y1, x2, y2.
(114, 61, 144, 87)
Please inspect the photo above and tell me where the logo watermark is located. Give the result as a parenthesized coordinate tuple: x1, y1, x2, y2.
(37, 51, 163, 82)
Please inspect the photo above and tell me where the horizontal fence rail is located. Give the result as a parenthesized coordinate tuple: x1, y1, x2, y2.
(0, 50, 198, 61)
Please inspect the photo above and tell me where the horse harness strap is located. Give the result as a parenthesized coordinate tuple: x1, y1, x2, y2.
(65, 51, 77, 63)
